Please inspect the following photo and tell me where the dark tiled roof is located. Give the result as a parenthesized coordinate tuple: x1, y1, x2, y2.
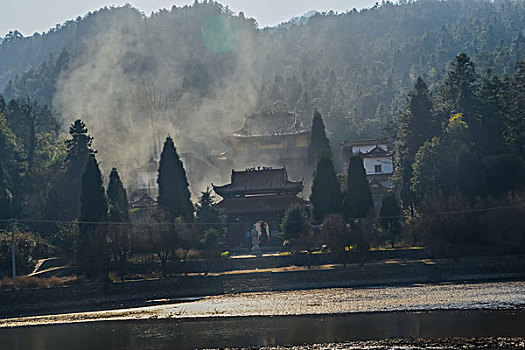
(341, 138, 388, 148)
(217, 195, 308, 215)
(136, 157, 158, 173)
(228, 111, 309, 137)
(213, 167, 303, 197)
(361, 145, 393, 157)
(130, 193, 157, 208)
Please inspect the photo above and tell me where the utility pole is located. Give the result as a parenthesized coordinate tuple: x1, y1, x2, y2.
(11, 219, 16, 290)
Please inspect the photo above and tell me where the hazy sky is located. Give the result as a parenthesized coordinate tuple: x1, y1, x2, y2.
(1, 0, 378, 36)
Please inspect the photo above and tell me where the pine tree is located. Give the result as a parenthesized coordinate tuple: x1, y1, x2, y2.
(195, 188, 226, 236)
(343, 154, 373, 221)
(157, 136, 194, 221)
(307, 111, 331, 167)
(62, 119, 94, 220)
(506, 61, 525, 154)
(395, 77, 435, 213)
(80, 153, 107, 225)
(78, 153, 108, 276)
(280, 203, 312, 253)
(441, 53, 479, 126)
(195, 188, 227, 257)
(106, 167, 129, 279)
(310, 149, 343, 222)
(107, 168, 129, 223)
(477, 72, 505, 155)
(0, 160, 13, 223)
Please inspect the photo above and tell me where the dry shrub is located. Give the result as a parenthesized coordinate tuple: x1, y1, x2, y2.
(0, 275, 79, 290)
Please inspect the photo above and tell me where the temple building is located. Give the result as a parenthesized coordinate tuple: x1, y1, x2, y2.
(210, 103, 311, 182)
(213, 167, 308, 247)
(341, 138, 395, 211)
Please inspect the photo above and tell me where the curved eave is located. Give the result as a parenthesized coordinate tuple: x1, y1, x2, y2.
(222, 129, 310, 139)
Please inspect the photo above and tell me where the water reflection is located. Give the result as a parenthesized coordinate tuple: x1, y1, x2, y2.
(3, 309, 525, 350)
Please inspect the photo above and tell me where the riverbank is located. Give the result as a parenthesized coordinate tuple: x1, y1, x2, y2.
(1, 255, 524, 319)
(218, 338, 525, 350)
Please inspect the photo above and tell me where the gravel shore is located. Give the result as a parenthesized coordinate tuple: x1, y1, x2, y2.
(214, 337, 525, 349)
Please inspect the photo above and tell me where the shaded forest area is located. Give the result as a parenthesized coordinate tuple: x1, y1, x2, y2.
(1, 0, 525, 169)
(1, 0, 525, 280)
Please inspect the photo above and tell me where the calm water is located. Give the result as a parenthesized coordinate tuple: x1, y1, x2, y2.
(3, 309, 525, 350)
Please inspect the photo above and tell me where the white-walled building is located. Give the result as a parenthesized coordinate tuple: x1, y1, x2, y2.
(341, 138, 394, 212)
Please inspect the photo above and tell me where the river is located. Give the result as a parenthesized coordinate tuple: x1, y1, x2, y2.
(2, 281, 525, 349)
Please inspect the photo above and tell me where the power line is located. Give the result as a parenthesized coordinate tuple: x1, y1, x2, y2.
(0, 203, 524, 226)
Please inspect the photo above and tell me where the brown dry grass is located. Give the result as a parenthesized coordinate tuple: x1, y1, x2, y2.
(0, 275, 79, 290)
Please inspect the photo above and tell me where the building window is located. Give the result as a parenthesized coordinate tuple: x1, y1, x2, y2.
(374, 164, 382, 173)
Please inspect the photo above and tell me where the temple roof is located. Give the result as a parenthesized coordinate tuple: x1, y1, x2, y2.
(213, 167, 303, 197)
(216, 195, 308, 215)
(222, 111, 309, 139)
(130, 193, 157, 208)
(136, 157, 158, 173)
(341, 138, 388, 148)
(360, 145, 393, 157)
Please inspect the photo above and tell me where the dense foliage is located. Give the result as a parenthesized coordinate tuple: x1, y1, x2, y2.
(2, 0, 525, 171)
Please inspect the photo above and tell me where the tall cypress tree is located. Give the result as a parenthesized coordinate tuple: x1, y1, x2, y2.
(307, 111, 331, 167)
(310, 149, 343, 222)
(78, 153, 108, 275)
(157, 136, 193, 221)
(107, 168, 129, 222)
(343, 154, 373, 221)
(80, 153, 107, 226)
(107, 167, 129, 279)
(62, 119, 94, 220)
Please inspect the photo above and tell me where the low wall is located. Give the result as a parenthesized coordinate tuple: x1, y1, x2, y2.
(122, 248, 430, 275)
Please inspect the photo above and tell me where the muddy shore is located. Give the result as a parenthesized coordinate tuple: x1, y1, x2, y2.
(2, 281, 525, 327)
(2, 256, 525, 319)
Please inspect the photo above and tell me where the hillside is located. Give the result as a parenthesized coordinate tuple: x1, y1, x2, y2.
(1, 0, 525, 171)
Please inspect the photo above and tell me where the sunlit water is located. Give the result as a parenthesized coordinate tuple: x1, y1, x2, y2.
(2, 281, 525, 349)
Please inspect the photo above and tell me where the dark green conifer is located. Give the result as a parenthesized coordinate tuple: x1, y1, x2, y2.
(307, 111, 331, 167)
(78, 153, 108, 276)
(157, 136, 194, 221)
(107, 168, 129, 222)
(379, 192, 402, 247)
(395, 76, 435, 213)
(107, 167, 129, 279)
(62, 119, 94, 220)
(281, 203, 311, 243)
(0, 160, 13, 222)
(310, 149, 343, 222)
(343, 154, 373, 221)
(441, 53, 479, 126)
(195, 188, 226, 236)
(80, 153, 107, 225)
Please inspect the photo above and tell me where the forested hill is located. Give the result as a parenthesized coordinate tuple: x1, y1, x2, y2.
(1, 0, 525, 170)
